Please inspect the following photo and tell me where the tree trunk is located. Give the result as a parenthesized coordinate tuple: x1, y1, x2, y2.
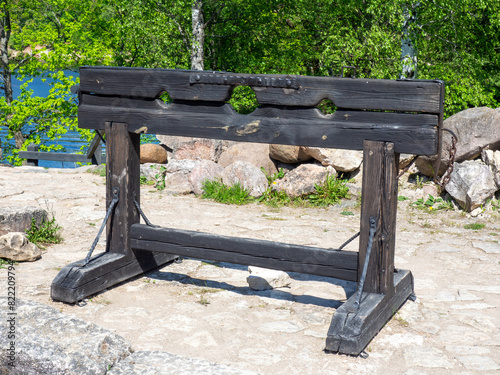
(191, 0, 204, 71)
(0, 1, 13, 104)
(1, 2, 24, 150)
(400, 4, 418, 79)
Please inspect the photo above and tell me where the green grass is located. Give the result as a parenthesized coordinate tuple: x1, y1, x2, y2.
(26, 216, 62, 248)
(202, 180, 255, 205)
(464, 223, 485, 230)
(307, 174, 350, 207)
(0, 258, 14, 269)
(411, 195, 455, 212)
(201, 173, 350, 208)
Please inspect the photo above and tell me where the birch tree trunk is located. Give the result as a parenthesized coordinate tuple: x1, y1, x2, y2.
(0, 1, 13, 105)
(400, 4, 418, 79)
(191, 0, 204, 71)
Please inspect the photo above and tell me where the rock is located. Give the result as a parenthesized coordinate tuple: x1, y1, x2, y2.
(302, 147, 362, 172)
(188, 160, 225, 195)
(139, 144, 169, 164)
(166, 159, 200, 174)
(416, 107, 500, 176)
(273, 164, 330, 198)
(222, 161, 269, 197)
(218, 142, 278, 175)
(108, 351, 259, 375)
(164, 172, 193, 195)
(0, 233, 41, 262)
(423, 184, 439, 198)
(444, 161, 497, 211)
(482, 149, 500, 187)
(400, 154, 416, 169)
(269, 144, 311, 164)
(0, 298, 133, 375)
(172, 139, 219, 161)
(247, 266, 292, 291)
(156, 135, 193, 151)
(0, 206, 47, 236)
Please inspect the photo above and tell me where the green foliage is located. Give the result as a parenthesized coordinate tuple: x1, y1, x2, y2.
(228, 86, 259, 114)
(150, 165, 167, 191)
(411, 195, 455, 211)
(307, 175, 350, 207)
(26, 216, 62, 248)
(201, 179, 255, 205)
(2, 0, 500, 165)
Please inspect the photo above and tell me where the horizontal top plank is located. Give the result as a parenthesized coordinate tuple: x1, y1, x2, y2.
(79, 66, 444, 114)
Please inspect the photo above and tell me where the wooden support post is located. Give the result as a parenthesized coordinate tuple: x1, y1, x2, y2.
(50, 122, 176, 304)
(26, 144, 39, 166)
(326, 140, 413, 355)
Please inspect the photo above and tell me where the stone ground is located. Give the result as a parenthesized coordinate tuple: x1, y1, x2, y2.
(0, 164, 499, 374)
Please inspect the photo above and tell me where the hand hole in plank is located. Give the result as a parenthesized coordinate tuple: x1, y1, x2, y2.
(227, 86, 258, 115)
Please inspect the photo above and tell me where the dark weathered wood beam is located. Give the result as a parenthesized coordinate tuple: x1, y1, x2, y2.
(78, 97, 439, 155)
(79, 66, 443, 113)
(130, 224, 359, 281)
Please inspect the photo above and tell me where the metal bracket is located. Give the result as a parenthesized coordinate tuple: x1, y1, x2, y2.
(81, 187, 120, 266)
(189, 72, 300, 89)
(349, 216, 378, 312)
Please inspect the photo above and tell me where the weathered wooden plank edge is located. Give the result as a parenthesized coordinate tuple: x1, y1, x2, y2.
(50, 251, 177, 303)
(131, 238, 358, 282)
(131, 224, 358, 269)
(78, 105, 439, 155)
(325, 269, 414, 355)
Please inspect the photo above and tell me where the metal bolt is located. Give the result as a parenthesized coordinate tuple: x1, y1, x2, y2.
(286, 79, 292, 87)
(195, 75, 201, 81)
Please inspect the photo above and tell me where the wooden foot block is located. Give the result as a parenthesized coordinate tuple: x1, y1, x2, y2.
(325, 269, 414, 355)
(51, 252, 177, 303)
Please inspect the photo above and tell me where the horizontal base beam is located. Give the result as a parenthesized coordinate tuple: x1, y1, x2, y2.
(326, 269, 414, 355)
(131, 224, 358, 281)
(51, 251, 177, 303)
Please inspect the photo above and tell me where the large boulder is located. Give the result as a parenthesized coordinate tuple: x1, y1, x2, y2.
(0, 207, 48, 236)
(482, 149, 500, 188)
(139, 144, 169, 164)
(269, 144, 311, 164)
(416, 107, 500, 176)
(0, 298, 132, 375)
(302, 147, 363, 172)
(444, 160, 497, 211)
(0, 232, 41, 262)
(188, 160, 225, 195)
(222, 161, 269, 197)
(273, 164, 332, 198)
(218, 142, 278, 176)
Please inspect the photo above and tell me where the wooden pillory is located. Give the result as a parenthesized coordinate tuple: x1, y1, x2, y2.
(51, 67, 444, 356)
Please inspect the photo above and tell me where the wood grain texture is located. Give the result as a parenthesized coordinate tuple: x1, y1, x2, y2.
(105, 122, 140, 260)
(51, 252, 177, 303)
(358, 141, 398, 295)
(130, 224, 358, 281)
(78, 97, 439, 155)
(326, 269, 414, 355)
(79, 67, 443, 113)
